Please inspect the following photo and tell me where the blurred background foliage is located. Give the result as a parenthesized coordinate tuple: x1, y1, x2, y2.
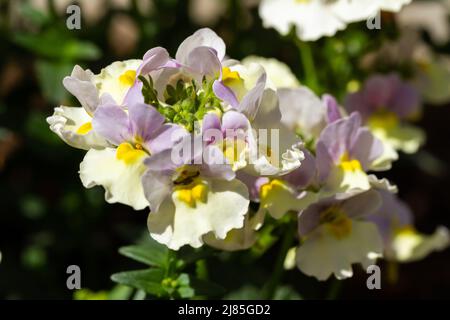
(0, 0, 449, 299)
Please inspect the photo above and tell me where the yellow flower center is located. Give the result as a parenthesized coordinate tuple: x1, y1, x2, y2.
(76, 122, 92, 135)
(174, 179, 208, 208)
(394, 225, 417, 237)
(119, 70, 137, 87)
(260, 179, 287, 203)
(367, 110, 399, 131)
(116, 142, 147, 165)
(338, 152, 362, 172)
(319, 206, 352, 239)
(222, 67, 244, 87)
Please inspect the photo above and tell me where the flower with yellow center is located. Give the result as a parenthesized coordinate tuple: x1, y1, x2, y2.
(296, 190, 384, 281)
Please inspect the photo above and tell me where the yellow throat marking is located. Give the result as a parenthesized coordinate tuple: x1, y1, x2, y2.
(116, 142, 147, 165)
(338, 152, 362, 172)
(222, 67, 243, 87)
(319, 206, 352, 239)
(119, 70, 137, 87)
(76, 122, 92, 135)
(174, 179, 209, 208)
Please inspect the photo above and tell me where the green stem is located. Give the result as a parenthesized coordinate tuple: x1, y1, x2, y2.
(264, 221, 296, 299)
(325, 278, 343, 300)
(295, 40, 320, 93)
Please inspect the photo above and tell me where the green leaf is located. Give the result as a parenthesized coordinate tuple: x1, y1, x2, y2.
(189, 276, 225, 298)
(111, 269, 166, 297)
(35, 60, 73, 104)
(118, 239, 169, 268)
(273, 286, 302, 300)
(14, 30, 100, 61)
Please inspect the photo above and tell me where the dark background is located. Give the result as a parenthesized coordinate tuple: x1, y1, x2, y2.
(0, 0, 449, 299)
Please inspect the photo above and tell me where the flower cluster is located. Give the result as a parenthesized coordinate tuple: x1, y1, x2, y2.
(48, 28, 449, 281)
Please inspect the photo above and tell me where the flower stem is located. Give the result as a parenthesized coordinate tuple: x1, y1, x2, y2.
(264, 220, 296, 299)
(296, 39, 320, 93)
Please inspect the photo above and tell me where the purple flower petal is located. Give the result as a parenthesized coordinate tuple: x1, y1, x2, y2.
(92, 104, 131, 145)
(142, 170, 173, 212)
(222, 110, 249, 133)
(341, 189, 382, 219)
(283, 148, 317, 189)
(323, 94, 341, 123)
(350, 127, 383, 170)
(202, 145, 236, 181)
(390, 82, 421, 119)
(236, 171, 269, 202)
(317, 112, 362, 163)
(63, 65, 98, 114)
(122, 81, 144, 106)
(185, 46, 222, 80)
(138, 47, 171, 75)
(147, 124, 188, 154)
(238, 73, 267, 120)
(213, 80, 239, 108)
(128, 103, 165, 143)
(176, 28, 226, 64)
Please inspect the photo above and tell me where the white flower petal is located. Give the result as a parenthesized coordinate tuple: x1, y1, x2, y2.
(79, 148, 149, 210)
(93, 59, 142, 104)
(390, 226, 450, 262)
(296, 220, 383, 281)
(147, 178, 249, 250)
(47, 106, 108, 150)
(373, 124, 426, 154)
(203, 212, 258, 251)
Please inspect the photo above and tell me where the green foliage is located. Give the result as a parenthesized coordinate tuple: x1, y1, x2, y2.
(111, 237, 224, 299)
(140, 75, 222, 132)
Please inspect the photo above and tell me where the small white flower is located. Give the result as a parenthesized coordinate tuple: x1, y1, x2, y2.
(259, 0, 412, 41)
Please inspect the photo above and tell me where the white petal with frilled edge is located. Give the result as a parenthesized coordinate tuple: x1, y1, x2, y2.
(203, 211, 263, 251)
(93, 59, 142, 104)
(147, 178, 249, 250)
(390, 226, 450, 262)
(296, 221, 383, 281)
(370, 138, 399, 171)
(79, 148, 149, 210)
(47, 106, 108, 150)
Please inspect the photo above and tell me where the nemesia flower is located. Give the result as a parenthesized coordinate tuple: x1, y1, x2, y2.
(243, 148, 318, 221)
(47, 60, 141, 150)
(315, 112, 385, 199)
(346, 73, 425, 156)
(142, 134, 249, 250)
(296, 190, 383, 281)
(259, 0, 412, 41)
(212, 61, 305, 176)
(79, 102, 184, 210)
(368, 189, 450, 263)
